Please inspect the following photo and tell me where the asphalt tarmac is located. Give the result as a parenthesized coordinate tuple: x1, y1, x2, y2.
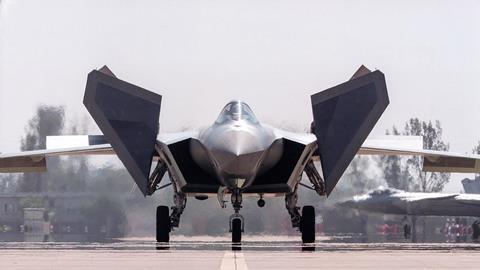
(1, 237, 479, 270)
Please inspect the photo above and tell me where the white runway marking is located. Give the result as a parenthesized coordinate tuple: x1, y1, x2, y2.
(220, 251, 248, 270)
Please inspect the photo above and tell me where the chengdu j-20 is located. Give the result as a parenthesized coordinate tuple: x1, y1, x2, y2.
(1, 65, 480, 243)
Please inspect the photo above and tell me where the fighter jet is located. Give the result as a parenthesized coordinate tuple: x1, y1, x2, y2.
(1, 65, 480, 243)
(339, 188, 480, 217)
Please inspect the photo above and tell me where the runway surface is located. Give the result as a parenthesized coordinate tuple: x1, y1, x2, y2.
(1, 237, 479, 270)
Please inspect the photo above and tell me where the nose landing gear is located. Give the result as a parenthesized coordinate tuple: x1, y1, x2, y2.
(230, 189, 244, 243)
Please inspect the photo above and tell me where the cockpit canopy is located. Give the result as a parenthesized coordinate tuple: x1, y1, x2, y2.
(215, 101, 259, 124)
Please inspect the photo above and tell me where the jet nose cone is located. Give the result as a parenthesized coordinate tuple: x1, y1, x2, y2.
(198, 122, 278, 188)
(212, 130, 263, 156)
(209, 130, 265, 179)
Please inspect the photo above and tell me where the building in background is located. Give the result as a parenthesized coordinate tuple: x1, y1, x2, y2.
(0, 193, 112, 242)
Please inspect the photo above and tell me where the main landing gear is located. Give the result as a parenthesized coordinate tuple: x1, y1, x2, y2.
(156, 206, 170, 242)
(300, 206, 315, 243)
(285, 191, 316, 244)
(288, 159, 325, 244)
(156, 191, 186, 243)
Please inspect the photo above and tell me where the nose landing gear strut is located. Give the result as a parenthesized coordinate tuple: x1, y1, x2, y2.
(229, 188, 244, 243)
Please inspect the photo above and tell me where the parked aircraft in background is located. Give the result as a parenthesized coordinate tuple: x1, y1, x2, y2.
(338, 188, 480, 241)
(2, 65, 480, 243)
(339, 188, 480, 217)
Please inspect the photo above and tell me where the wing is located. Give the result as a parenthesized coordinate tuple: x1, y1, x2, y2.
(359, 136, 480, 173)
(456, 194, 480, 207)
(406, 194, 459, 202)
(0, 131, 198, 188)
(0, 143, 114, 173)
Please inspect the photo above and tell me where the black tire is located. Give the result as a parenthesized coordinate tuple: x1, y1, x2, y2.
(301, 206, 315, 243)
(232, 218, 242, 243)
(156, 206, 171, 242)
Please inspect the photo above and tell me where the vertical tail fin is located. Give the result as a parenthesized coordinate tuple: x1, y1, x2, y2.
(311, 66, 389, 195)
(83, 66, 162, 195)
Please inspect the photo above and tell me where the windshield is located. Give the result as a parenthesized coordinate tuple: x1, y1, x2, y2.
(215, 101, 258, 124)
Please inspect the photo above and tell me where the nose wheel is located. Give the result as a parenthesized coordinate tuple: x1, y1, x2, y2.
(229, 189, 244, 243)
(230, 214, 244, 243)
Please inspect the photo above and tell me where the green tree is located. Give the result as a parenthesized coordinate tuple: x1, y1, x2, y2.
(379, 126, 412, 190)
(19, 105, 65, 192)
(474, 141, 480, 155)
(403, 119, 450, 192)
(381, 119, 450, 192)
(20, 105, 65, 151)
(0, 174, 18, 194)
(60, 122, 90, 192)
(473, 141, 480, 178)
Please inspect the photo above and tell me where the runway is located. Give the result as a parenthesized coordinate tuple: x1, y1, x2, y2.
(1, 237, 479, 270)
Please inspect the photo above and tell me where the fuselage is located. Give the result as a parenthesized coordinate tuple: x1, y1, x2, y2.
(190, 101, 283, 190)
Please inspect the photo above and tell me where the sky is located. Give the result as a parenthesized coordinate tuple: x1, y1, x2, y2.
(0, 0, 479, 192)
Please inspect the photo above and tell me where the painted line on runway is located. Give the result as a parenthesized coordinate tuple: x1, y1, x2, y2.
(220, 251, 248, 270)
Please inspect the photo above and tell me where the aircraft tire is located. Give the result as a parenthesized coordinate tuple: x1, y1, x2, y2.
(232, 218, 242, 243)
(156, 206, 171, 242)
(301, 205, 315, 243)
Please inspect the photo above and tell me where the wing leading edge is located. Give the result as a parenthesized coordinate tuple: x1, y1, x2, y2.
(0, 144, 114, 173)
(359, 137, 480, 173)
